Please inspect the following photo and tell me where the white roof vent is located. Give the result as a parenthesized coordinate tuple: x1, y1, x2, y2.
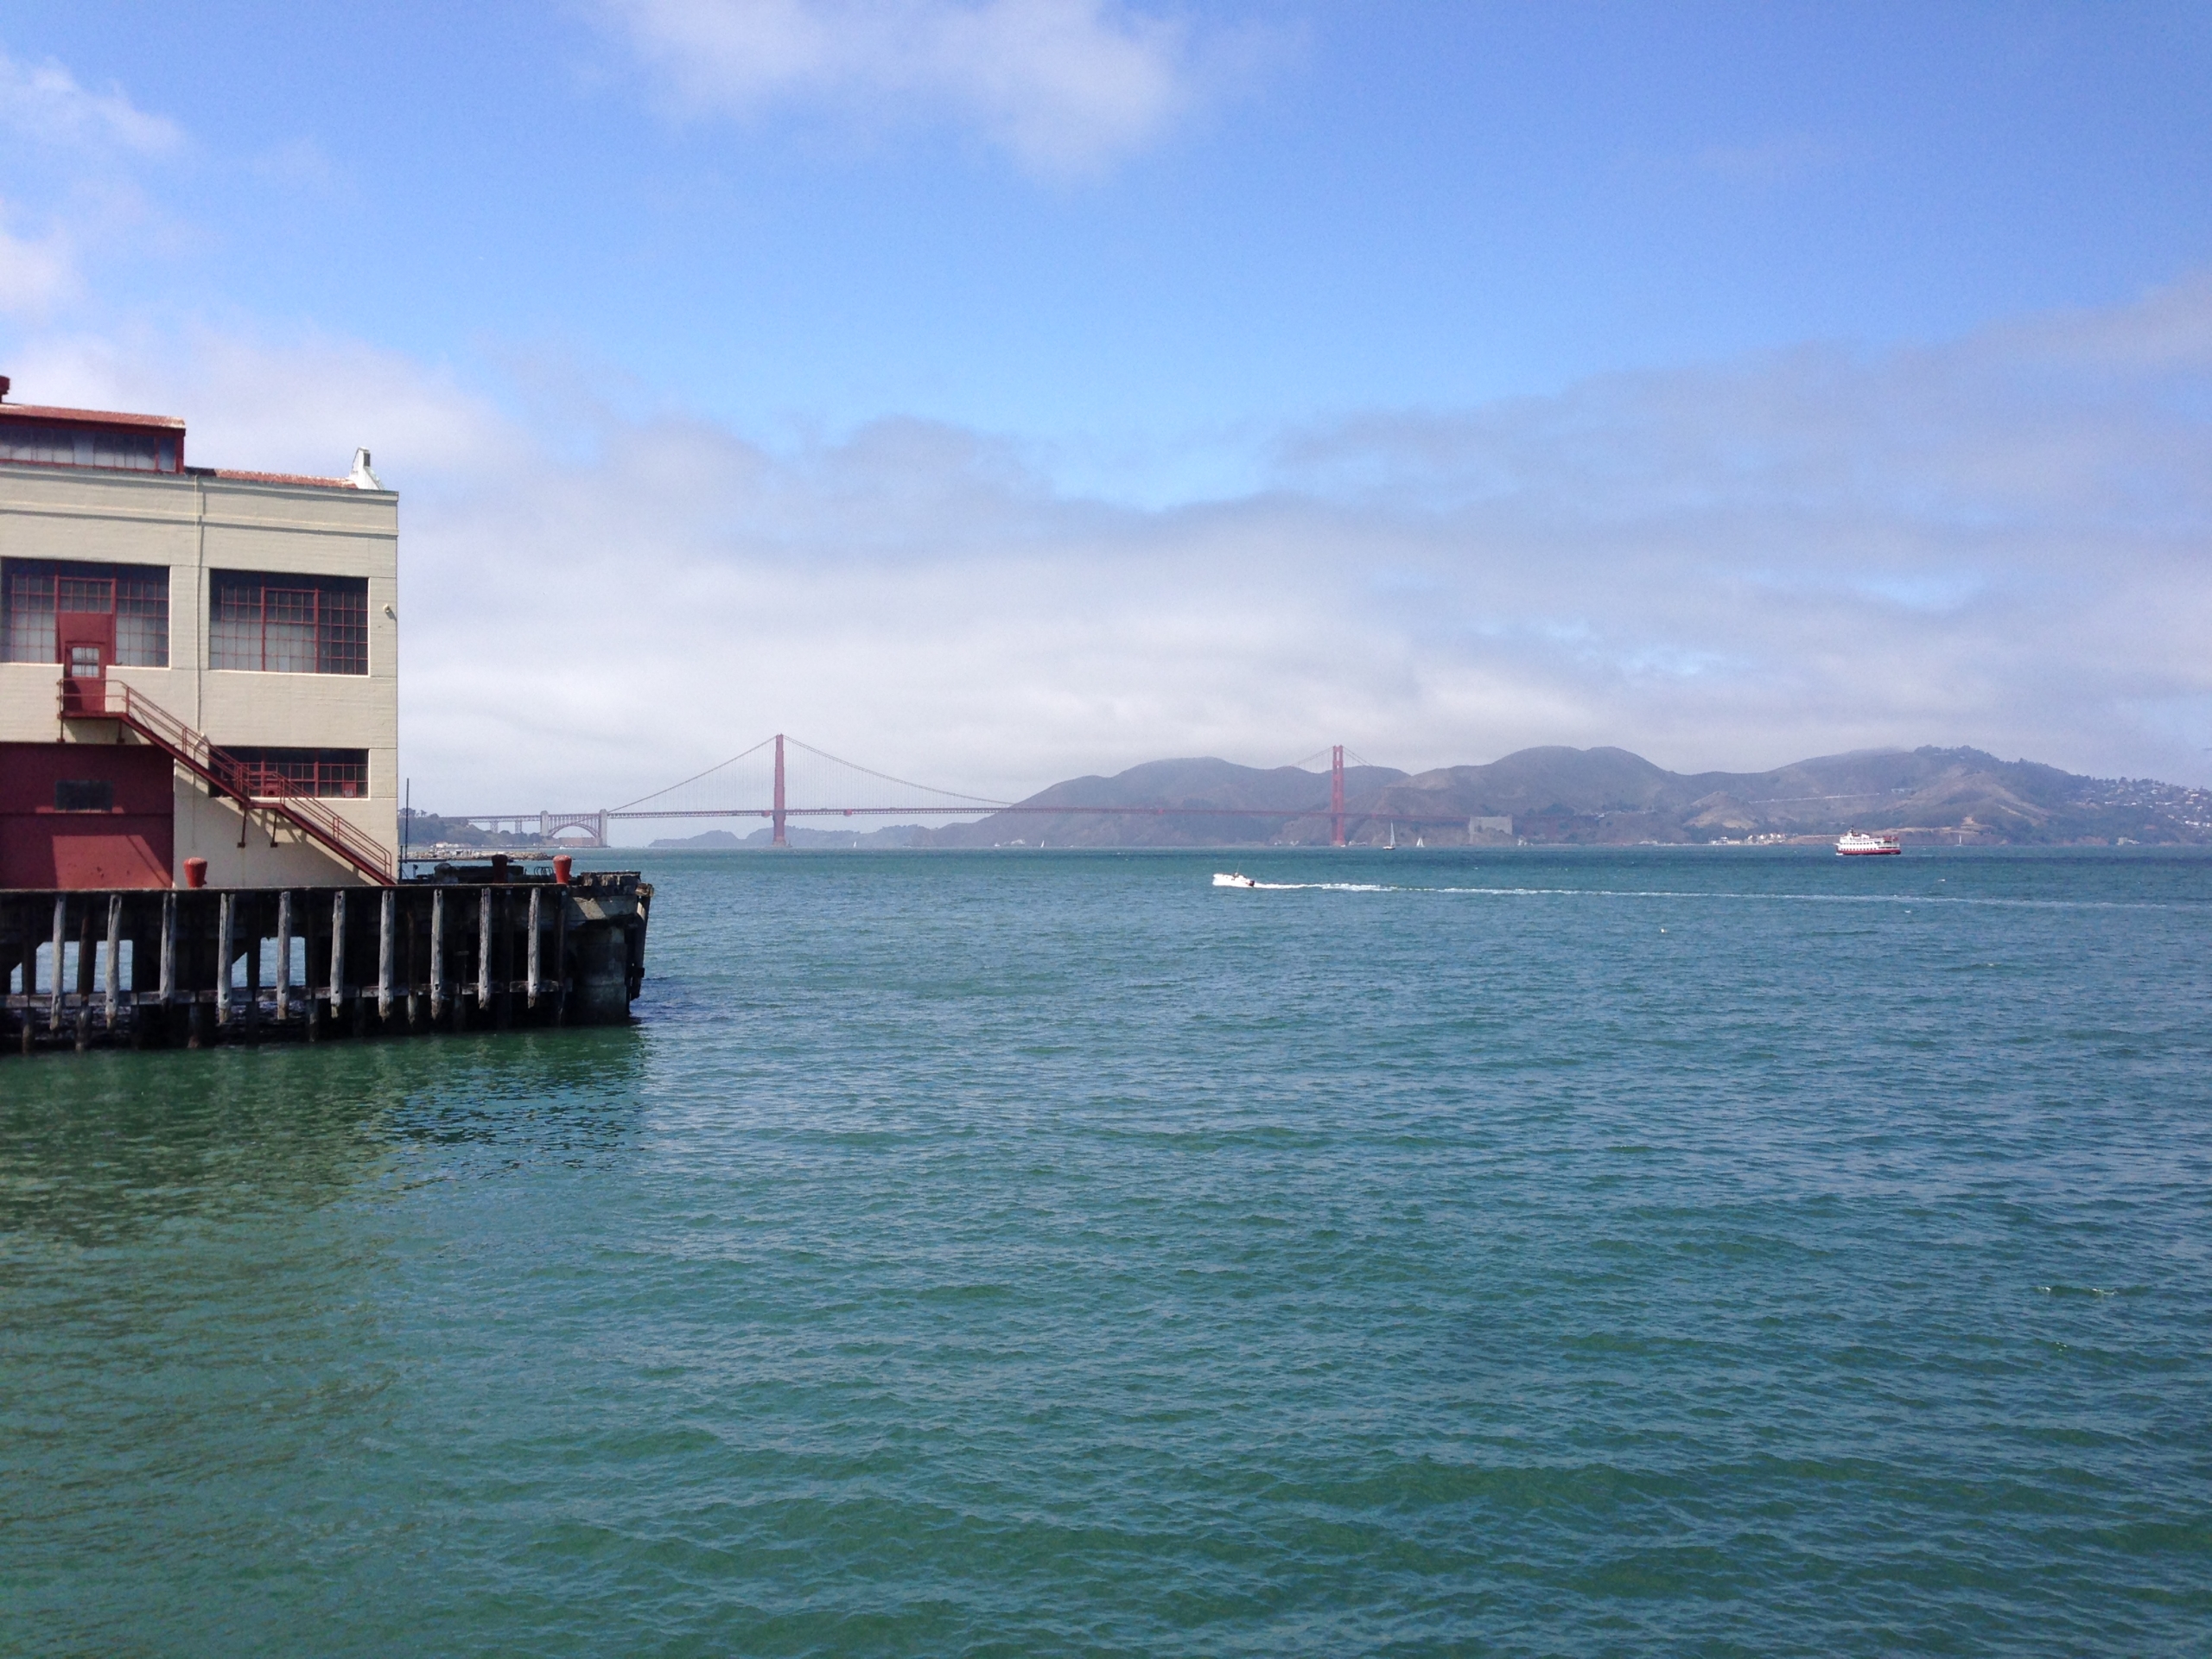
(349, 447, 383, 490)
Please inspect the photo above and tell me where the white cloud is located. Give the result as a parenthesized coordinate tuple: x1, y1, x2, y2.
(598, 0, 1205, 176)
(6, 275, 2209, 817)
(0, 51, 183, 156)
(0, 207, 76, 317)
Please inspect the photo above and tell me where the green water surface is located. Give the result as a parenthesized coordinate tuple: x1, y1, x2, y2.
(3, 849, 2209, 1656)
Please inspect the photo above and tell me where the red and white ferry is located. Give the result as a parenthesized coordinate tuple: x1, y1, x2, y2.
(1835, 831, 1903, 856)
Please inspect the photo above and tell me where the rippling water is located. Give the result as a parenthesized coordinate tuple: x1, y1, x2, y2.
(4, 848, 2209, 1656)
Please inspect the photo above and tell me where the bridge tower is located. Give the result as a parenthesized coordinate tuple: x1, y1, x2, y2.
(1331, 745, 1346, 848)
(772, 733, 787, 849)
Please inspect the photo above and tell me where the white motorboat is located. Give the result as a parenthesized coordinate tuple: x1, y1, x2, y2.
(1212, 872, 1258, 888)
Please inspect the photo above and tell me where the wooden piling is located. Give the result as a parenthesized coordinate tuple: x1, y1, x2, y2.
(244, 904, 261, 1043)
(217, 893, 233, 1027)
(429, 888, 445, 1019)
(105, 893, 122, 1027)
(329, 890, 347, 1015)
(554, 889, 569, 1023)
(378, 889, 394, 1023)
(527, 887, 542, 1009)
(404, 894, 421, 1029)
(276, 891, 293, 1023)
(159, 893, 175, 1007)
(49, 895, 65, 1028)
(477, 887, 492, 1010)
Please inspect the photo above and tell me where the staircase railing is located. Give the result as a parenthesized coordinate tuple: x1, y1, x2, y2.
(63, 678, 396, 885)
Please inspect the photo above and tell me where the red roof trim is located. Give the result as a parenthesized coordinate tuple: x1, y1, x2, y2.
(0, 403, 187, 430)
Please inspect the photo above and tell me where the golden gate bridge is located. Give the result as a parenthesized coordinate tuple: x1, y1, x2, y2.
(441, 734, 1468, 849)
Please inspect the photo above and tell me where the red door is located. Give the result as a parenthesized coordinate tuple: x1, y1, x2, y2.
(56, 612, 115, 715)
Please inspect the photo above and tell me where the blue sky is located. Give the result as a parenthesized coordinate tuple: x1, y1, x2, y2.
(2, 2, 2209, 810)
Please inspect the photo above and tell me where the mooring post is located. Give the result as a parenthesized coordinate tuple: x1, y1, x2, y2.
(526, 887, 542, 1010)
(478, 887, 492, 1015)
(105, 893, 123, 1029)
(275, 892, 293, 1024)
(216, 893, 234, 1027)
(430, 888, 446, 1020)
(378, 888, 395, 1023)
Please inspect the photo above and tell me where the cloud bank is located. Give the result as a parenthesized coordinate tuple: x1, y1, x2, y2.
(0, 48, 187, 321)
(16, 274, 2210, 817)
(596, 0, 1209, 175)
(0, 50, 184, 156)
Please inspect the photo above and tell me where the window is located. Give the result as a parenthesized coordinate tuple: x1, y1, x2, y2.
(54, 779, 116, 812)
(0, 559, 169, 664)
(209, 571, 368, 675)
(222, 747, 370, 798)
(0, 420, 181, 474)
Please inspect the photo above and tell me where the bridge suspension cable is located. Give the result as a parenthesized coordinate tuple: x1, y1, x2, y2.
(447, 734, 1497, 843)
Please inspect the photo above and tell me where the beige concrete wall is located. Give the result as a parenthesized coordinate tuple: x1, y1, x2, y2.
(0, 461, 399, 886)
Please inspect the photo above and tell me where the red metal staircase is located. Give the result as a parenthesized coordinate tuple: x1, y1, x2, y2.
(63, 679, 396, 886)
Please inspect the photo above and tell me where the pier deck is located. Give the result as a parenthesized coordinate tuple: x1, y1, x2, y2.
(2, 869, 651, 1052)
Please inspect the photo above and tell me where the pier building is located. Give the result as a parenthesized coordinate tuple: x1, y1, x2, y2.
(0, 376, 652, 1050)
(0, 376, 397, 888)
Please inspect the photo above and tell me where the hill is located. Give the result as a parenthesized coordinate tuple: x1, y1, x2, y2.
(917, 757, 1408, 848)
(916, 747, 2212, 848)
(651, 824, 931, 849)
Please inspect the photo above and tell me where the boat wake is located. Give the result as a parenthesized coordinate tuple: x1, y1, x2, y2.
(1215, 873, 1385, 892)
(1211, 877, 2169, 911)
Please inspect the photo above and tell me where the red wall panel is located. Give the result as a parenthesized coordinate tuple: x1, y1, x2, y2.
(0, 742, 174, 888)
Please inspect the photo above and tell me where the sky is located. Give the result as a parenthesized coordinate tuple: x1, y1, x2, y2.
(1, 0, 2209, 817)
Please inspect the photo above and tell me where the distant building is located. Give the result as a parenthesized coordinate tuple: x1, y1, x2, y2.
(0, 378, 397, 887)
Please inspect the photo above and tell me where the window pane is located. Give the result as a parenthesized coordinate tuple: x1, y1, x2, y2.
(54, 779, 115, 812)
(222, 747, 371, 798)
(114, 573, 168, 667)
(1, 567, 56, 664)
(0, 421, 174, 472)
(57, 576, 113, 613)
(208, 570, 368, 675)
(318, 585, 367, 675)
(209, 578, 263, 670)
(1, 559, 166, 665)
(263, 588, 319, 675)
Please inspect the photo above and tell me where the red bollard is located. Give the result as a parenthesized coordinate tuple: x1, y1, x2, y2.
(184, 856, 208, 889)
(553, 855, 572, 886)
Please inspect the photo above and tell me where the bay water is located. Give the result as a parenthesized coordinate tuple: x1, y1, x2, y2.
(3, 848, 2209, 1655)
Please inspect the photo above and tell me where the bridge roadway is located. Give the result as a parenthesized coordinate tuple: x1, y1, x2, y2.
(444, 803, 1501, 832)
(441, 736, 1495, 844)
